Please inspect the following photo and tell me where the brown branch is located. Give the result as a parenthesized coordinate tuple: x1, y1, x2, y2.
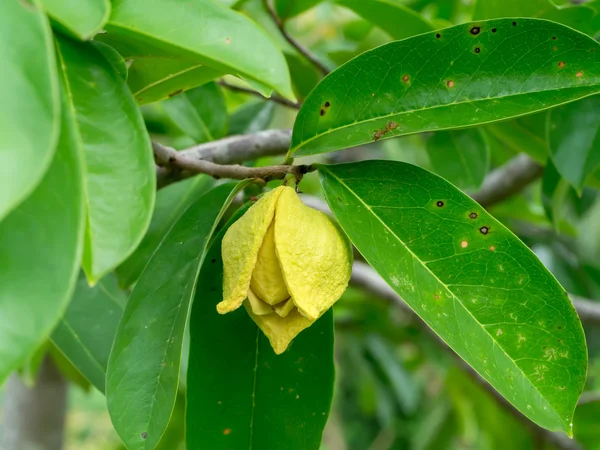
(263, 0, 330, 75)
(350, 261, 585, 450)
(153, 140, 312, 187)
(218, 81, 301, 109)
(472, 154, 543, 208)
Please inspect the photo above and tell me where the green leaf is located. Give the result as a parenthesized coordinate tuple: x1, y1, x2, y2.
(275, 0, 322, 20)
(335, 0, 434, 40)
(542, 159, 570, 230)
(473, 0, 598, 36)
(229, 101, 275, 135)
(291, 18, 600, 156)
(0, 0, 59, 222)
(91, 41, 128, 80)
(116, 175, 214, 288)
(51, 272, 125, 393)
(426, 129, 490, 190)
(107, 182, 245, 450)
(56, 36, 156, 283)
(484, 114, 549, 164)
(127, 58, 224, 105)
(163, 83, 228, 143)
(186, 205, 334, 450)
(318, 160, 587, 435)
(98, 0, 294, 99)
(0, 80, 85, 383)
(549, 95, 600, 191)
(41, 0, 110, 40)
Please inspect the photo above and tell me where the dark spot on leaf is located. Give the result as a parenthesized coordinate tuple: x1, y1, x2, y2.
(436, 200, 444, 207)
(558, 61, 565, 68)
(402, 74, 410, 83)
(558, 326, 562, 329)
(387, 121, 398, 130)
(141, 432, 148, 439)
(552, 36, 557, 40)
(491, 28, 497, 33)
(512, 21, 517, 26)
(479, 226, 490, 235)
(223, 428, 232, 435)
(474, 47, 481, 54)
(591, 48, 595, 52)
(447, 80, 455, 88)
(168, 89, 183, 98)
(324, 101, 331, 107)
(337, 197, 341, 201)
(320, 109, 325, 116)
(436, 33, 441, 39)
(211, 258, 216, 263)
(469, 212, 478, 219)
(543, 346, 547, 349)
(576, 71, 583, 77)
(470, 26, 481, 35)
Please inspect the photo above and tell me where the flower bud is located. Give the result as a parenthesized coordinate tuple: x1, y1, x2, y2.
(217, 186, 352, 354)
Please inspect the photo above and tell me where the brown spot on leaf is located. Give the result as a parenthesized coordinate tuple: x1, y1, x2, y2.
(324, 101, 331, 107)
(576, 71, 583, 77)
(552, 36, 557, 40)
(402, 74, 410, 83)
(387, 121, 398, 130)
(474, 47, 481, 54)
(447, 80, 455, 88)
(168, 89, 183, 97)
(436, 200, 445, 207)
(225, 37, 231, 44)
(223, 428, 232, 435)
(558, 61, 565, 69)
(489, 246, 495, 251)
(461, 240, 468, 248)
(319, 109, 325, 116)
(469, 212, 478, 219)
(479, 226, 490, 235)
(141, 432, 148, 439)
(470, 26, 481, 35)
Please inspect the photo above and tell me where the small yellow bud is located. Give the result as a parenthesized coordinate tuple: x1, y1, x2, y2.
(217, 186, 352, 354)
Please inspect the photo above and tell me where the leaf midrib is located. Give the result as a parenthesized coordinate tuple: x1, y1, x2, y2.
(293, 85, 600, 153)
(320, 165, 565, 429)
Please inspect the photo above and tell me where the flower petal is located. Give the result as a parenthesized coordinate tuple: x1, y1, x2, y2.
(246, 289, 274, 316)
(274, 188, 352, 321)
(250, 222, 289, 305)
(244, 303, 314, 354)
(273, 298, 295, 318)
(218, 186, 285, 314)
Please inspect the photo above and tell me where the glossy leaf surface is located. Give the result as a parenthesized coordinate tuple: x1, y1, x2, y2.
(335, 0, 434, 40)
(107, 182, 243, 450)
(127, 58, 223, 105)
(56, 36, 155, 283)
(426, 129, 490, 190)
(549, 95, 600, 191)
(186, 205, 334, 450)
(291, 18, 600, 156)
(0, 85, 84, 383)
(163, 83, 228, 143)
(41, 0, 110, 39)
(319, 160, 587, 435)
(0, 0, 59, 221)
(99, 0, 294, 99)
(229, 101, 275, 135)
(52, 272, 125, 393)
(116, 175, 214, 288)
(473, 0, 598, 36)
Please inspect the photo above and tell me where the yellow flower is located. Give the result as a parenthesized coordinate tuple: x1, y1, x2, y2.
(217, 186, 352, 354)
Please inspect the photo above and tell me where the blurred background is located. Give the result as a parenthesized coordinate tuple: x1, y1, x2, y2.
(2, 0, 600, 449)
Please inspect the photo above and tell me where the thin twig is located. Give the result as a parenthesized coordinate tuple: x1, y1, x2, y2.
(218, 81, 301, 109)
(263, 0, 330, 75)
(153, 141, 313, 186)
